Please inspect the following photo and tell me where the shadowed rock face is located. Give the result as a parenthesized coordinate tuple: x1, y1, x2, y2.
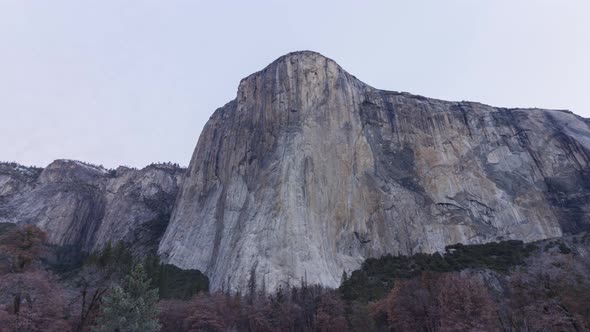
(158, 51, 590, 291)
(0, 160, 184, 255)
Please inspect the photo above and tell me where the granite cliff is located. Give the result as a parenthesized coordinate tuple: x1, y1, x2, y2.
(2, 51, 589, 292)
(0, 160, 184, 255)
(158, 51, 590, 291)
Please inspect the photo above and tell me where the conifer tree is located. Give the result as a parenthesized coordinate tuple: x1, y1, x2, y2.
(93, 263, 160, 332)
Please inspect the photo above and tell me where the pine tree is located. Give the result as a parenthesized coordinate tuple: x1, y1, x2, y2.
(93, 263, 161, 332)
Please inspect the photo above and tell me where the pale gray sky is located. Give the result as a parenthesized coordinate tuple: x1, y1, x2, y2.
(1, 1, 588, 168)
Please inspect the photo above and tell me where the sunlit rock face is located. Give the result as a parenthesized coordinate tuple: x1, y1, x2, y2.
(158, 51, 590, 291)
(0, 160, 184, 255)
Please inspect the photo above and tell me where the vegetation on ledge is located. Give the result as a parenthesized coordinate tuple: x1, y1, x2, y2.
(340, 239, 536, 302)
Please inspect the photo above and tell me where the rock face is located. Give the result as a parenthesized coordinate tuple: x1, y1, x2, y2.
(158, 51, 590, 291)
(0, 160, 184, 255)
(2, 51, 589, 292)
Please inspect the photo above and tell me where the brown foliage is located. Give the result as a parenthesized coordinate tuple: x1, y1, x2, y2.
(183, 293, 228, 331)
(505, 254, 590, 331)
(437, 273, 498, 332)
(372, 272, 500, 332)
(313, 291, 347, 332)
(0, 225, 47, 273)
(1, 224, 588, 332)
(157, 285, 348, 332)
(372, 273, 438, 332)
(158, 299, 192, 332)
(0, 270, 70, 332)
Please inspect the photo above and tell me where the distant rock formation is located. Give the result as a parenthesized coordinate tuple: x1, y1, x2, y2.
(0, 160, 184, 255)
(158, 51, 590, 291)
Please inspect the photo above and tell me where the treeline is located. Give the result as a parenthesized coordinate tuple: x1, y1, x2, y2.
(85, 241, 209, 299)
(159, 235, 590, 331)
(147, 161, 184, 169)
(366, 243, 590, 331)
(340, 239, 536, 302)
(0, 223, 589, 331)
(159, 280, 348, 331)
(0, 162, 43, 178)
(0, 161, 43, 170)
(340, 234, 590, 331)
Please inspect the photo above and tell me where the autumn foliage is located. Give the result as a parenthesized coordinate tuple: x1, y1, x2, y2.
(0, 225, 69, 332)
(158, 284, 348, 332)
(0, 270, 70, 332)
(0, 223, 589, 332)
(0, 224, 47, 273)
(371, 272, 499, 331)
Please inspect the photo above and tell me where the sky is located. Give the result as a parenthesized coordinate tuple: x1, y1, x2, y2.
(0, 1, 589, 169)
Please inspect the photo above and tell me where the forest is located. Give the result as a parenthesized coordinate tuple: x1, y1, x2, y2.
(1, 222, 589, 332)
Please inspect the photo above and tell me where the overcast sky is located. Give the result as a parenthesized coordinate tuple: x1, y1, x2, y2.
(1, 1, 588, 168)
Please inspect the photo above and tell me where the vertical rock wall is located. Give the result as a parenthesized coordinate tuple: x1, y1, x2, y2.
(159, 51, 590, 291)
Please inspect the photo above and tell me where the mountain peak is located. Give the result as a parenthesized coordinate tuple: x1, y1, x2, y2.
(274, 50, 334, 62)
(239, 50, 346, 87)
